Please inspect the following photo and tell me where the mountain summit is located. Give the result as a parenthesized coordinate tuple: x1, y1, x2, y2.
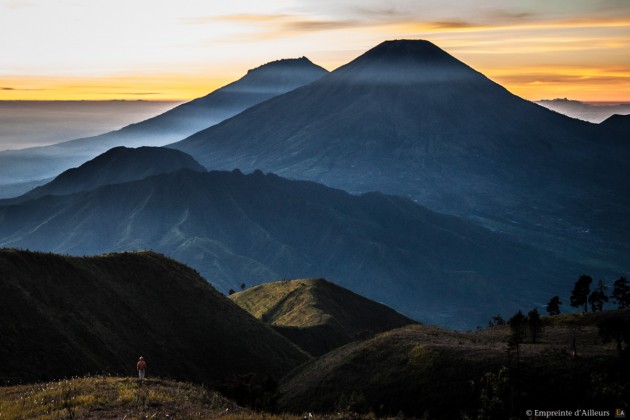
(230, 278, 416, 355)
(126, 57, 327, 138)
(11, 146, 205, 202)
(331, 39, 485, 83)
(169, 39, 630, 269)
(0, 58, 328, 196)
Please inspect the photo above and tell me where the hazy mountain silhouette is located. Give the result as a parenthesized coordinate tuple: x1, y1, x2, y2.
(229, 278, 417, 355)
(0, 168, 585, 328)
(169, 40, 630, 269)
(536, 98, 630, 123)
(0, 58, 327, 197)
(0, 249, 307, 384)
(7, 146, 205, 203)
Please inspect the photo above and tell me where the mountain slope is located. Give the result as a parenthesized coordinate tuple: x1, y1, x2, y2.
(9, 146, 205, 202)
(600, 113, 630, 134)
(278, 322, 626, 418)
(229, 278, 417, 355)
(169, 39, 630, 269)
(0, 58, 327, 196)
(0, 169, 586, 329)
(0, 249, 308, 384)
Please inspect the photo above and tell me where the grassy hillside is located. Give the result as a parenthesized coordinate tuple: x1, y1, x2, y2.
(278, 317, 629, 419)
(230, 278, 417, 355)
(0, 376, 393, 419)
(0, 249, 308, 385)
(0, 376, 244, 419)
(543, 307, 630, 326)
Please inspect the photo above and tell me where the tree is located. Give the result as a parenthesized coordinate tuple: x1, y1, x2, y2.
(570, 275, 592, 312)
(588, 280, 608, 312)
(546, 296, 562, 315)
(228, 289, 236, 295)
(612, 277, 630, 309)
(508, 310, 527, 339)
(527, 309, 542, 343)
(508, 310, 527, 367)
(240, 282, 246, 290)
(488, 314, 506, 327)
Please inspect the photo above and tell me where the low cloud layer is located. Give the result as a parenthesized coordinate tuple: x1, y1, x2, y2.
(0, 101, 181, 151)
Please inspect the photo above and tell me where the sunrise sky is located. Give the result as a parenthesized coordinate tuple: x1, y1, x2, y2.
(1, 0, 629, 102)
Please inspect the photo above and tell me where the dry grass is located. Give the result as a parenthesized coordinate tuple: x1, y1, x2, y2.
(0, 376, 244, 419)
(279, 320, 628, 417)
(0, 376, 389, 420)
(230, 279, 326, 327)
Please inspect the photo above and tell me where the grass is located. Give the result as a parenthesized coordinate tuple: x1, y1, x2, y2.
(542, 307, 630, 327)
(0, 249, 308, 386)
(279, 320, 629, 418)
(0, 376, 392, 419)
(230, 278, 348, 327)
(0, 376, 241, 419)
(229, 278, 416, 356)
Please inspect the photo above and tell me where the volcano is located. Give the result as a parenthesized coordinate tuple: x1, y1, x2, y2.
(0, 58, 327, 195)
(169, 40, 630, 269)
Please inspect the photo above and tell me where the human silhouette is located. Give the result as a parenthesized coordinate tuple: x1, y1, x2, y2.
(137, 356, 147, 380)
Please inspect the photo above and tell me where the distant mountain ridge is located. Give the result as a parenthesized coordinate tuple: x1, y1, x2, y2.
(536, 98, 630, 123)
(0, 168, 586, 328)
(0, 58, 328, 197)
(7, 146, 205, 203)
(0, 249, 307, 384)
(169, 39, 630, 271)
(230, 278, 417, 355)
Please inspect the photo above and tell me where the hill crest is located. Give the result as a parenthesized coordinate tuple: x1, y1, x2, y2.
(12, 146, 205, 202)
(230, 278, 416, 355)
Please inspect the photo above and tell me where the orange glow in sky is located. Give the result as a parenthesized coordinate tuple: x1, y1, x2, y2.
(1, 0, 629, 102)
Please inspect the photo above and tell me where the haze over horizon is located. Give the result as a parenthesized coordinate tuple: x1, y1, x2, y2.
(1, 0, 629, 102)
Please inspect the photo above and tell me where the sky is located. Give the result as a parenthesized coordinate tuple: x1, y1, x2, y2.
(1, 0, 629, 102)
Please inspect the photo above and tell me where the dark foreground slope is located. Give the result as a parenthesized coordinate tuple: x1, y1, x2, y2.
(0, 169, 584, 328)
(170, 40, 630, 270)
(279, 315, 629, 419)
(0, 249, 307, 384)
(230, 278, 417, 355)
(0, 58, 327, 196)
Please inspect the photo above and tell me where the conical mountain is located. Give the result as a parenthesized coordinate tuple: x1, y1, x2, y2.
(0, 168, 585, 328)
(170, 40, 630, 269)
(9, 146, 205, 202)
(0, 58, 328, 196)
(121, 57, 328, 141)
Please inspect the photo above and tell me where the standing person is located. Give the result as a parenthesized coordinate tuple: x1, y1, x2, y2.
(137, 356, 147, 380)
